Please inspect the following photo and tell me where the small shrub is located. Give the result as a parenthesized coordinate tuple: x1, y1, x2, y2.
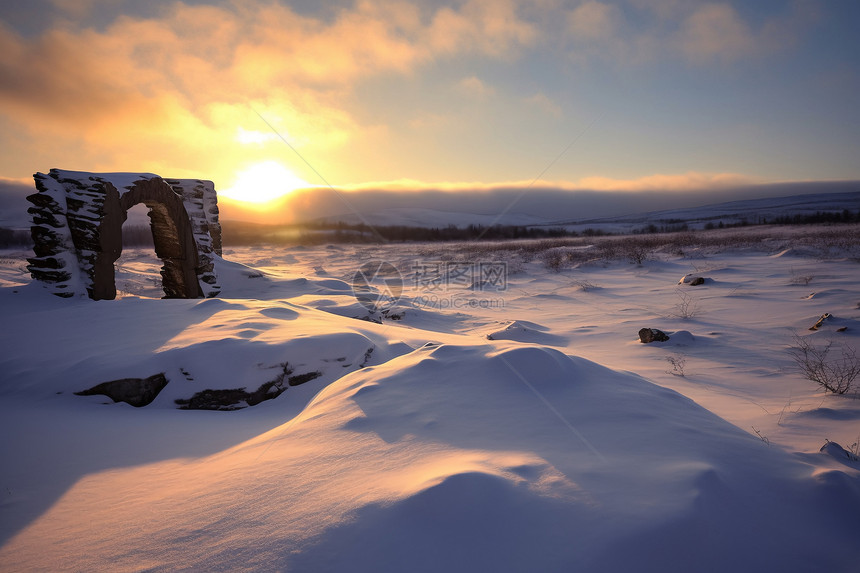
(672, 289, 701, 319)
(849, 433, 860, 460)
(620, 237, 658, 265)
(789, 267, 815, 286)
(541, 250, 565, 272)
(788, 334, 860, 394)
(595, 240, 620, 261)
(666, 354, 687, 377)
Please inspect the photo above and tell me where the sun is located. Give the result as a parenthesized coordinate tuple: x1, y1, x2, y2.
(220, 161, 310, 204)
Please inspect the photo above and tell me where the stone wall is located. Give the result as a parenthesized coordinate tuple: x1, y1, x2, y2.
(27, 169, 222, 299)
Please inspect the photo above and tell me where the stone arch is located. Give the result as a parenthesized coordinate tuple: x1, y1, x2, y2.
(27, 169, 221, 300)
(117, 179, 203, 299)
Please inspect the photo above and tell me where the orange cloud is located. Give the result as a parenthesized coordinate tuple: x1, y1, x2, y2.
(456, 76, 496, 100)
(0, 0, 539, 184)
(327, 171, 766, 194)
(678, 3, 756, 63)
(561, 0, 816, 66)
(0, 0, 823, 192)
(574, 172, 765, 192)
(677, 1, 818, 64)
(567, 1, 620, 43)
(214, 171, 787, 225)
(524, 92, 562, 117)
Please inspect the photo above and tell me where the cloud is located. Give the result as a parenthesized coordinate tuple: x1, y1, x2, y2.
(456, 76, 496, 100)
(626, 0, 691, 20)
(524, 92, 563, 117)
(560, 0, 817, 66)
(567, 1, 620, 43)
(303, 171, 765, 195)
(0, 0, 539, 183)
(677, 1, 818, 64)
(0, 0, 831, 191)
(678, 3, 756, 63)
(219, 175, 856, 225)
(427, 0, 537, 57)
(575, 172, 764, 192)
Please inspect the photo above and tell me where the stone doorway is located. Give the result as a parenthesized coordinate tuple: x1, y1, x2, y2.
(27, 169, 221, 300)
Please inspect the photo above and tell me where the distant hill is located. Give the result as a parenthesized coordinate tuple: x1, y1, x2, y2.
(538, 190, 860, 234)
(313, 190, 860, 233)
(314, 207, 552, 229)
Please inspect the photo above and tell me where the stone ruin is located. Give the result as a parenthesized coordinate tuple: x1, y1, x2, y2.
(27, 168, 222, 299)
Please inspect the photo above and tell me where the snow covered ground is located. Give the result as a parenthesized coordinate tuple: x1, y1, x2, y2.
(1, 226, 859, 572)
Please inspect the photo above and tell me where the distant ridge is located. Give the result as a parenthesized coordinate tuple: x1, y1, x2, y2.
(539, 189, 860, 234)
(314, 189, 860, 232)
(314, 207, 552, 229)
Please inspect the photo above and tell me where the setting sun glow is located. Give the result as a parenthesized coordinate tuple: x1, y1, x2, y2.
(220, 161, 310, 204)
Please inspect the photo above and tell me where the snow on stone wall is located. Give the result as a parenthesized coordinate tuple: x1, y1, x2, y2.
(165, 178, 222, 298)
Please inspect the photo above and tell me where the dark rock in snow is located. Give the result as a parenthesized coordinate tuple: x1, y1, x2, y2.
(175, 388, 255, 411)
(175, 367, 322, 410)
(75, 373, 169, 407)
(820, 440, 859, 463)
(679, 274, 706, 286)
(809, 312, 831, 331)
(639, 328, 670, 343)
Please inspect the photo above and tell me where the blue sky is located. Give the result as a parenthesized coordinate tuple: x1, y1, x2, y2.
(0, 0, 858, 214)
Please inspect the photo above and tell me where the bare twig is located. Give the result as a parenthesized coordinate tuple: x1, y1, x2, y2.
(751, 426, 770, 446)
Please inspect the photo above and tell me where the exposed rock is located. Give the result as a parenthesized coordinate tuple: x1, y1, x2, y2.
(175, 388, 253, 411)
(809, 312, 831, 331)
(288, 371, 323, 387)
(639, 328, 670, 343)
(175, 365, 322, 410)
(679, 274, 706, 286)
(75, 373, 169, 407)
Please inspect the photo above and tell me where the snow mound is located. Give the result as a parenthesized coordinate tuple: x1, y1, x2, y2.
(6, 343, 852, 572)
(485, 320, 567, 346)
(820, 441, 860, 464)
(291, 344, 860, 572)
(667, 329, 696, 345)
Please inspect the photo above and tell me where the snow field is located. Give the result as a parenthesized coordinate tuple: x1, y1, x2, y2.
(0, 230, 859, 571)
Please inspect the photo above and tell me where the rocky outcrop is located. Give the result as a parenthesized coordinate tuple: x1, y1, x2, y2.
(27, 169, 222, 299)
(809, 313, 831, 331)
(639, 328, 670, 343)
(679, 274, 706, 286)
(175, 366, 322, 410)
(75, 373, 169, 407)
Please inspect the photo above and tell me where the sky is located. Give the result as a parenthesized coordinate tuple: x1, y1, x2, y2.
(1, 0, 858, 222)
